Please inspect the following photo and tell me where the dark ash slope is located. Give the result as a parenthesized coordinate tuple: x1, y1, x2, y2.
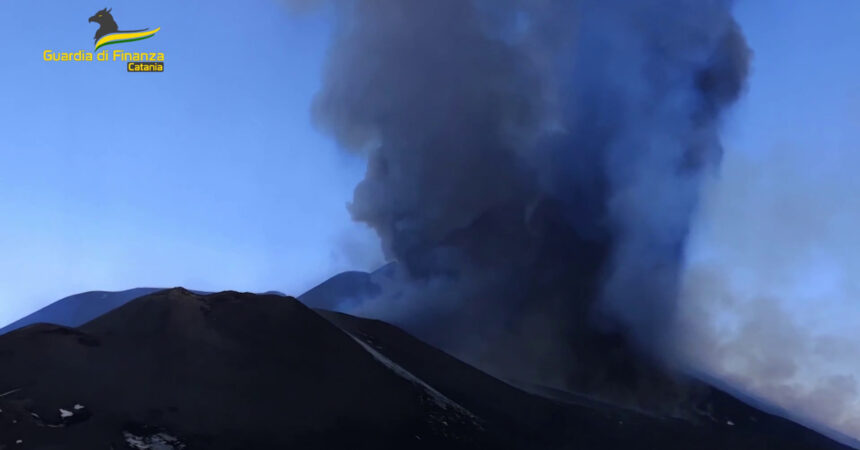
(0, 289, 850, 450)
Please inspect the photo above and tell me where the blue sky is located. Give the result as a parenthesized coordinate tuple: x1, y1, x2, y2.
(0, 1, 383, 325)
(0, 1, 858, 437)
(682, 0, 860, 438)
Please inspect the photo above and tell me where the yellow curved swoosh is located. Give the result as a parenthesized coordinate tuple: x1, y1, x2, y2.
(95, 27, 160, 51)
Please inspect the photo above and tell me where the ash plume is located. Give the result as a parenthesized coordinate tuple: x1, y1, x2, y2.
(309, 0, 749, 404)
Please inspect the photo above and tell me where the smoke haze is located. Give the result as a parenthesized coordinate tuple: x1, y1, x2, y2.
(679, 145, 860, 439)
(305, 0, 750, 405)
(279, 0, 860, 441)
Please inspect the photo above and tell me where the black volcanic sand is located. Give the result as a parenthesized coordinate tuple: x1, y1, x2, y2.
(317, 310, 853, 450)
(0, 288, 850, 449)
(0, 289, 482, 449)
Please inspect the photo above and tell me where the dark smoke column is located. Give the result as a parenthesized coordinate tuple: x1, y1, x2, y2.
(311, 0, 749, 404)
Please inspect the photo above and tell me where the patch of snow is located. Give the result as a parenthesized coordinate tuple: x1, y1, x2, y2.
(124, 433, 147, 449)
(123, 431, 186, 450)
(59, 409, 73, 418)
(73, 404, 85, 410)
(0, 389, 21, 399)
(348, 335, 477, 420)
(727, 420, 735, 426)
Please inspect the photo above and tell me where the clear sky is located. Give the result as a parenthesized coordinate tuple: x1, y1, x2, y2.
(0, 0, 858, 438)
(0, 1, 383, 326)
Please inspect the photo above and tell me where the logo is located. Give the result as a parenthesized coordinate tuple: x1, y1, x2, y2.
(43, 7, 165, 72)
(88, 7, 160, 51)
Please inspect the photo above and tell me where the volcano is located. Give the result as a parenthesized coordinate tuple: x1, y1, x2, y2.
(0, 288, 851, 449)
(0, 288, 162, 336)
